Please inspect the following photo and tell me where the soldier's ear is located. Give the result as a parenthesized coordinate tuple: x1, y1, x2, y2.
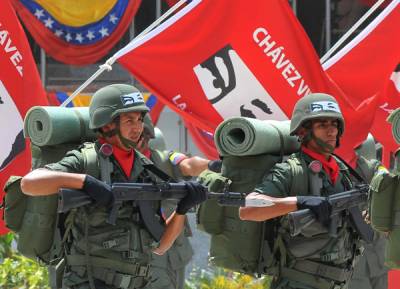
(296, 127, 307, 138)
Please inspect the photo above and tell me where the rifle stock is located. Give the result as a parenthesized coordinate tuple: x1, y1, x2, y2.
(58, 189, 92, 213)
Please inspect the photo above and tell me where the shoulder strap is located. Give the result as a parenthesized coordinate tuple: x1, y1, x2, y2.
(287, 154, 308, 196)
(81, 143, 100, 179)
(81, 142, 114, 184)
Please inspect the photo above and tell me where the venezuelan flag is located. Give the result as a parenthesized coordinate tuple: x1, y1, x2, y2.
(12, 0, 141, 65)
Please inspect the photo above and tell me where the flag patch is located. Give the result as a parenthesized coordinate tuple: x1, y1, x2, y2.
(168, 152, 187, 165)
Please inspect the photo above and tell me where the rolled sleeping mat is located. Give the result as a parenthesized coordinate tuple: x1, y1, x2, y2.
(24, 106, 96, 146)
(214, 117, 300, 156)
(387, 107, 400, 144)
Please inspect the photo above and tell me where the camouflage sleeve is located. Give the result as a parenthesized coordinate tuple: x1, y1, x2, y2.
(44, 149, 85, 173)
(254, 162, 293, 198)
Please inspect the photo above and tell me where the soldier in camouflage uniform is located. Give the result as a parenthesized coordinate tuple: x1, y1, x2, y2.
(136, 115, 218, 289)
(20, 84, 207, 289)
(349, 141, 388, 289)
(240, 93, 382, 289)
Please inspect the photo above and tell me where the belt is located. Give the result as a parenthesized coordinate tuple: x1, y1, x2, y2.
(293, 260, 352, 283)
(66, 254, 150, 277)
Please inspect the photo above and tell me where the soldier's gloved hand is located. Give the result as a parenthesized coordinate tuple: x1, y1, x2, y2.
(176, 181, 208, 215)
(207, 160, 222, 173)
(296, 196, 331, 227)
(82, 175, 114, 207)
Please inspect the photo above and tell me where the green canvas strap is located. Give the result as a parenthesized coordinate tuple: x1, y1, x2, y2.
(287, 156, 308, 196)
(280, 267, 340, 289)
(91, 267, 147, 289)
(81, 143, 100, 179)
(292, 260, 352, 283)
(65, 255, 150, 277)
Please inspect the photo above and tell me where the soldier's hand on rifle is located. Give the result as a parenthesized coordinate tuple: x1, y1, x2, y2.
(297, 196, 331, 227)
(82, 175, 114, 207)
(176, 181, 208, 215)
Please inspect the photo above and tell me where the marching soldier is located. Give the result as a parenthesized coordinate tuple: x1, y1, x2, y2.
(20, 84, 207, 289)
(240, 93, 381, 289)
(137, 114, 219, 289)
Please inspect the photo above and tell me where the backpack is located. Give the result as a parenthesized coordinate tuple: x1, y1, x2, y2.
(2, 106, 97, 264)
(197, 152, 307, 275)
(3, 142, 99, 264)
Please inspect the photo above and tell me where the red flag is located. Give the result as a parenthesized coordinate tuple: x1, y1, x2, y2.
(116, 0, 376, 164)
(0, 0, 48, 234)
(323, 1, 400, 165)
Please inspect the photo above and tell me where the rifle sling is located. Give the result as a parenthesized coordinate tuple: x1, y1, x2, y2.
(333, 153, 366, 183)
(143, 163, 177, 183)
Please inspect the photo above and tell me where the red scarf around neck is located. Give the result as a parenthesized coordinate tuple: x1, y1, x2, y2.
(99, 138, 135, 178)
(302, 146, 340, 184)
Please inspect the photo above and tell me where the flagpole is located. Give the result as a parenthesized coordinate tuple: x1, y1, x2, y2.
(320, 0, 386, 64)
(61, 0, 188, 107)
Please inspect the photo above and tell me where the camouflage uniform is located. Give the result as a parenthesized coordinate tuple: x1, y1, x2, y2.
(349, 158, 388, 289)
(148, 149, 194, 289)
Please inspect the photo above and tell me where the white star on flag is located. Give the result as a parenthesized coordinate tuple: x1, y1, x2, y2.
(99, 27, 109, 37)
(86, 30, 95, 40)
(65, 33, 72, 42)
(44, 17, 54, 29)
(34, 9, 44, 19)
(55, 29, 63, 37)
(109, 14, 119, 24)
(75, 33, 83, 43)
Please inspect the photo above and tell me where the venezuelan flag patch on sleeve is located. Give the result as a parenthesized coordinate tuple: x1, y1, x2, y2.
(377, 165, 389, 175)
(168, 151, 188, 165)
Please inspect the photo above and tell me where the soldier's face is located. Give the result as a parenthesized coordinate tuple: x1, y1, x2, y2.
(308, 118, 339, 154)
(118, 111, 144, 143)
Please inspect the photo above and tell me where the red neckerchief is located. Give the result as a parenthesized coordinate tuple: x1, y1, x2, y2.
(99, 138, 135, 178)
(142, 148, 152, 159)
(302, 146, 340, 184)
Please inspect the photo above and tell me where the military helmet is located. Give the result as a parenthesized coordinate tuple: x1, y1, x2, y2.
(290, 93, 344, 136)
(143, 114, 155, 138)
(89, 84, 149, 129)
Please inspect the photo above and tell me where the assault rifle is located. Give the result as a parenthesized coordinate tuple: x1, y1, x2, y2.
(58, 182, 273, 241)
(288, 184, 374, 243)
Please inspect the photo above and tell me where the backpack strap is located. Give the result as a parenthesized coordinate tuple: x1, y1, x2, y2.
(81, 142, 114, 184)
(287, 154, 309, 196)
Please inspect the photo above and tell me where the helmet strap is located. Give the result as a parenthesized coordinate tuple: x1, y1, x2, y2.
(313, 134, 335, 154)
(117, 130, 139, 150)
(300, 122, 339, 153)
